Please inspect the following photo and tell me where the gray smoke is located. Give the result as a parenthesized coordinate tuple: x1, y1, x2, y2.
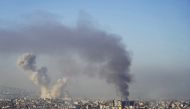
(17, 53, 67, 98)
(1, 13, 132, 99)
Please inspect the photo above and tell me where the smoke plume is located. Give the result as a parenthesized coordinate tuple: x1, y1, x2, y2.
(17, 53, 67, 98)
(1, 12, 132, 99)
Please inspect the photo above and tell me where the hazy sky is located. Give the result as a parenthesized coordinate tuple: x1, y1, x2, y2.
(0, 0, 190, 99)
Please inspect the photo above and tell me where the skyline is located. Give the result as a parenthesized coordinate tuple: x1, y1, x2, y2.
(0, 0, 190, 99)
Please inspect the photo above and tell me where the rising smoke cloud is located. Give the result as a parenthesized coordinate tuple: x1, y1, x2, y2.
(17, 53, 67, 98)
(1, 12, 132, 99)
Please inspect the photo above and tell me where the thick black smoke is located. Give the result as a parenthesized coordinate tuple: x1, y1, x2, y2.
(0, 13, 132, 99)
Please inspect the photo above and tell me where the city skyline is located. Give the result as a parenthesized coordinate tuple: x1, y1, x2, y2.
(0, 0, 190, 99)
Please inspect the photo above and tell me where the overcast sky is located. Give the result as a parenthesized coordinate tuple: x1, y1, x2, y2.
(0, 0, 190, 100)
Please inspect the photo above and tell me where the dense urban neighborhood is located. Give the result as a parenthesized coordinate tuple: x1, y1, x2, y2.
(0, 87, 190, 109)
